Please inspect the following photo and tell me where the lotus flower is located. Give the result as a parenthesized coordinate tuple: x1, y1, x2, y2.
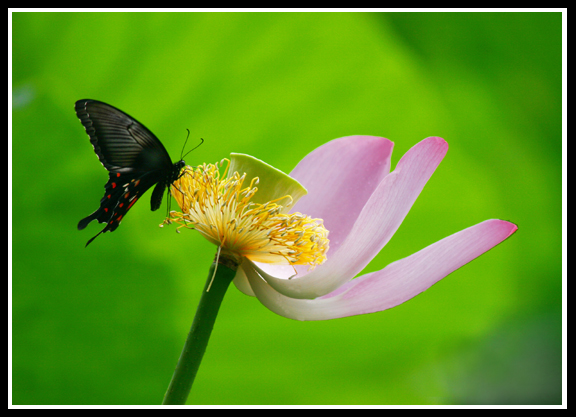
(162, 135, 517, 405)
(171, 136, 517, 321)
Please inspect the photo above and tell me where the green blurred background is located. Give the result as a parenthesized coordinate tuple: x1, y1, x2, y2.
(11, 12, 563, 405)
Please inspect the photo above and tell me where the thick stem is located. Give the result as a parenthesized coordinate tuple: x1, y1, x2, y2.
(162, 260, 237, 405)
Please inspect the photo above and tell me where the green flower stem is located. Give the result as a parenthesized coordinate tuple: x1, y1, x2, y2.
(162, 259, 237, 405)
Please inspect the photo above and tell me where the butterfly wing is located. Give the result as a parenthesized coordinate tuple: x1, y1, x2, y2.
(75, 99, 175, 246)
(79, 171, 162, 246)
(75, 99, 173, 173)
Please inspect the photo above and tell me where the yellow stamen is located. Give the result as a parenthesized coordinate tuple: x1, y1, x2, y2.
(164, 160, 329, 269)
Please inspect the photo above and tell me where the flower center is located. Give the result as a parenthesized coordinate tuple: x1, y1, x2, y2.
(165, 160, 329, 268)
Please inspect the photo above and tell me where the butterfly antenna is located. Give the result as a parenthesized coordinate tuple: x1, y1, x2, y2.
(182, 137, 204, 160)
(180, 129, 191, 160)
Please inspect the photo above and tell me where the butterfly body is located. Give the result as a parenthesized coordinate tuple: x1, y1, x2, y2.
(75, 99, 185, 246)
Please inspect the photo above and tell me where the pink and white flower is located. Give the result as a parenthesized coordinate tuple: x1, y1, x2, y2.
(234, 136, 517, 320)
(170, 136, 517, 321)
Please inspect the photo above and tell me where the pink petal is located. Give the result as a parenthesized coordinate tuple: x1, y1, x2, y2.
(289, 136, 394, 251)
(245, 220, 518, 321)
(263, 137, 448, 299)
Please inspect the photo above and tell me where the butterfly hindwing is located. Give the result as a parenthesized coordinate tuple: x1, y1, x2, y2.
(75, 99, 185, 246)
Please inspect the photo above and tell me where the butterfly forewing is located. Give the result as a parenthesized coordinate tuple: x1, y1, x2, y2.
(75, 100, 173, 171)
(75, 99, 185, 246)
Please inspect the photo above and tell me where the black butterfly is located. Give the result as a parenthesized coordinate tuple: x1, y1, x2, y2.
(76, 99, 186, 247)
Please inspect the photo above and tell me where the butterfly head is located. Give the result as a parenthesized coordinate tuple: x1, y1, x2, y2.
(173, 160, 186, 181)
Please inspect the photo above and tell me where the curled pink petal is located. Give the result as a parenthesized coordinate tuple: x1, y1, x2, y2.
(290, 136, 394, 251)
(263, 137, 449, 299)
(245, 219, 517, 320)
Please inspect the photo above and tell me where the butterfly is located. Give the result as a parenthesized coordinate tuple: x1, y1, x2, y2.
(76, 99, 187, 247)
